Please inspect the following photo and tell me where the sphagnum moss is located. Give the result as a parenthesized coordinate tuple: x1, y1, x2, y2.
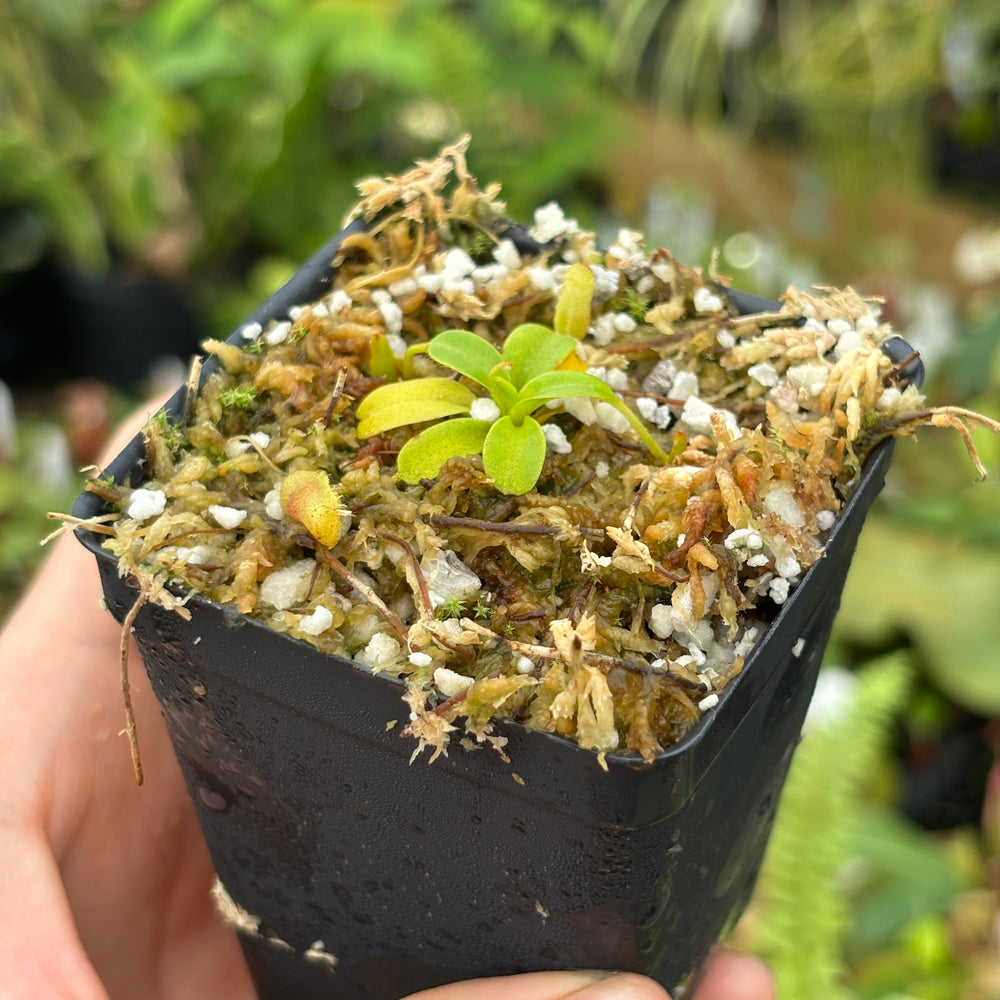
(65, 137, 1000, 769)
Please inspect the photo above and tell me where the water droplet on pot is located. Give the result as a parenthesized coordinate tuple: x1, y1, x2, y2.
(221, 604, 245, 630)
(198, 786, 229, 811)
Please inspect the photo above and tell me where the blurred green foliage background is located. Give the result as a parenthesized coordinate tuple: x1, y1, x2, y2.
(2, 2, 999, 996)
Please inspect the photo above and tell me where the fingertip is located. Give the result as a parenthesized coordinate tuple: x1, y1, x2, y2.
(401, 970, 671, 1000)
(692, 948, 775, 1000)
(564, 971, 671, 1000)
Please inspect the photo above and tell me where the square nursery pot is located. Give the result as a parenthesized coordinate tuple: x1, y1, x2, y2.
(73, 224, 921, 1000)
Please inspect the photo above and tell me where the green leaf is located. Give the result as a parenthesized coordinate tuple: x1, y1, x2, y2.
(834, 516, 1000, 714)
(845, 803, 965, 953)
(482, 415, 547, 495)
(356, 377, 474, 421)
(427, 329, 504, 388)
(514, 370, 616, 413)
(396, 418, 490, 484)
(515, 370, 670, 463)
(368, 334, 398, 381)
(501, 323, 575, 388)
(355, 378, 474, 437)
(518, 369, 616, 401)
(487, 374, 519, 414)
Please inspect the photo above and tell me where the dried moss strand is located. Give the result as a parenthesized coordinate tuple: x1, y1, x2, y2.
(42, 511, 119, 543)
(81, 478, 126, 503)
(323, 369, 349, 427)
(318, 549, 409, 645)
(337, 231, 386, 267)
(181, 356, 203, 424)
(455, 616, 693, 683)
(120, 593, 148, 786)
(426, 514, 605, 542)
(567, 579, 595, 625)
(869, 406, 1000, 478)
(378, 532, 434, 619)
(343, 225, 424, 295)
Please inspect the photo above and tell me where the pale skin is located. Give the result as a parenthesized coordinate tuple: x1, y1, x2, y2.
(0, 407, 774, 1000)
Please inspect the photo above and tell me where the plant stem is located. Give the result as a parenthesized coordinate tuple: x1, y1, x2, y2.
(120, 593, 148, 786)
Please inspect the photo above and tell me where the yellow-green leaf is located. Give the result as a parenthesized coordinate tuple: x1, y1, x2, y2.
(427, 329, 504, 387)
(554, 262, 595, 339)
(280, 470, 346, 548)
(355, 378, 475, 437)
(396, 418, 490, 483)
(482, 415, 547, 494)
(502, 324, 575, 389)
(368, 334, 398, 381)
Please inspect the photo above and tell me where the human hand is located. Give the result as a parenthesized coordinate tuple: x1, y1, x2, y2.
(401, 948, 773, 1000)
(0, 403, 258, 1000)
(0, 407, 774, 1000)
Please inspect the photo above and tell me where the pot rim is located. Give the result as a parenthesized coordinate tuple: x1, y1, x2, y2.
(71, 221, 919, 771)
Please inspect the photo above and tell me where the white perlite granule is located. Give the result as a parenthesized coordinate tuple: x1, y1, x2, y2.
(542, 422, 572, 454)
(328, 290, 352, 313)
(298, 606, 334, 635)
(747, 362, 780, 388)
(433, 666, 473, 698)
(816, 510, 836, 531)
(177, 545, 212, 565)
(264, 487, 284, 520)
(763, 486, 806, 528)
(530, 202, 578, 243)
(693, 287, 724, 314)
(769, 577, 790, 604)
(469, 397, 502, 422)
(421, 550, 482, 608)
(265, 320, 292, 345)
(493, 239, 521, 269)
(679, 396, 741, 439)
(126, 488, 166, 521)
(648, 604, 674, 640)
(594, 401, 632, 435)
(208, 505, 248, 530)
(259, 560, 315, 610)
(356, 632, 402, 669)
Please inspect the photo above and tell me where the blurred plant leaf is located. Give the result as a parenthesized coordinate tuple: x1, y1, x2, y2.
(749, 654, 912, 1000)
(844, 803, 966, 955)
(945, 304, 1000, 403)
(835, 515, 1000, 714)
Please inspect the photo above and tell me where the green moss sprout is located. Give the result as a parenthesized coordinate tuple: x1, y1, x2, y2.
(217, 385, 260, 410)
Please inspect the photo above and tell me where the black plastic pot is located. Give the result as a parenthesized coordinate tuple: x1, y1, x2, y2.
(73, 226, 917, 1000)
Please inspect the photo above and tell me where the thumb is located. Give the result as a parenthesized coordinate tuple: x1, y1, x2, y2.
(0, 818, 109, 1000)
(402, 969, 670, 1000)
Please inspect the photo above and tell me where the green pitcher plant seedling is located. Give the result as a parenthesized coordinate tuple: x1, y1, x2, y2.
(356, 263, 669, 494)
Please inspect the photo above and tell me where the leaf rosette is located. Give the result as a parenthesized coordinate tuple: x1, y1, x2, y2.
(356, 265, 667, 494)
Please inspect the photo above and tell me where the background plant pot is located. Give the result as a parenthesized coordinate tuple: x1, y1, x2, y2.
(73, 226, 916, 1000)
